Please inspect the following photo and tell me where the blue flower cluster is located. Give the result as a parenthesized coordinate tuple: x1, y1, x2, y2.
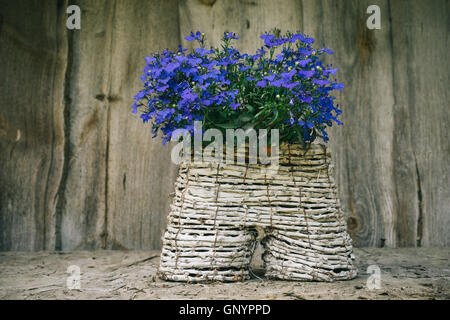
(133, 29, 344, 145)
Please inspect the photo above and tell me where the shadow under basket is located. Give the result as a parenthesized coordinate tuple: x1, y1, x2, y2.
(158, 143, 357, 282)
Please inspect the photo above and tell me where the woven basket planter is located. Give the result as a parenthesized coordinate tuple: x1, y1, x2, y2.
(158, 143, 357, 282)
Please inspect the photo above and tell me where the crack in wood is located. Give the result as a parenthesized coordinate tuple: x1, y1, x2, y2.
(54, 23, 74, 251)
(414, 156, 423, 247)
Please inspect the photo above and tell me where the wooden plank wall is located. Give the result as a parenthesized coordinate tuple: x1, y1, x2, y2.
(0, 0, 180, 250)
(0, 0, 448, 250)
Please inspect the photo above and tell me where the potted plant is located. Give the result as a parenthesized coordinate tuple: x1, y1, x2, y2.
(133, 29, 356, 282)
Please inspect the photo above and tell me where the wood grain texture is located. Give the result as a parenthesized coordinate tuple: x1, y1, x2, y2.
(59, 0, 113, 250)
(0, 0, 68, 250)
(61, 0, 180, 250)
(179, 0, 303, 53)
(0, 0, 179, 250)
(389, 0, 450, 247)
(105, 0, 180, 250)
(0, 0, 448, 250)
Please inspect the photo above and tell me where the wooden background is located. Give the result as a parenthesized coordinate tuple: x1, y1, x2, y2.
(0, 0, 448, 251)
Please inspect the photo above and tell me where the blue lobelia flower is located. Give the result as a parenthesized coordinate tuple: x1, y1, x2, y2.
(312, 79, 330, 86)
(256, 80, 267, 87)
(298, 119, 314, 129)
(270, 79, 284, 87)
(319, 47, 333, 54)
(264, 74, 276, 82)
(298, 70, 315, 78)
(133, 29, 344, 145)
(229, 103, 241, 110)
(185, 31, 202, 42)
(224, 32, 240, 40)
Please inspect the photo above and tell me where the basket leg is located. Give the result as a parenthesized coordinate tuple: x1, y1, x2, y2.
(261, 231, 357, 282)
(158, 220, 257, 282)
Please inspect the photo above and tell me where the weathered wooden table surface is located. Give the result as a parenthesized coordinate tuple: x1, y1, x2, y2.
(0, 248, 448, 300)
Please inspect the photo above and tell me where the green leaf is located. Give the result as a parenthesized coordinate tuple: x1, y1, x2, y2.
(267, 110, 279, 126)
(238, 112, 253, 123)
(244, 104, 254, 113)
(255, 109, 267, 119)
(310, 129, 317, 143)
(294, 126, 303, 143)
(215, 121, 238, 129)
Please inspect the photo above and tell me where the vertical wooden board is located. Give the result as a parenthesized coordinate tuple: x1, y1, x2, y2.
(301, 0, 398, 247)
(105, 0, 180, 249)
(0, 0, 67, 250)
(179, 0, 303, 52)
(390, 0, 450, 247)
(388, 0, 422, 247)
(59, 0, 115, 250)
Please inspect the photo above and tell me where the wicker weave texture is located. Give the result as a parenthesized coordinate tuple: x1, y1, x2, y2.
(158, 144, 357, 282)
